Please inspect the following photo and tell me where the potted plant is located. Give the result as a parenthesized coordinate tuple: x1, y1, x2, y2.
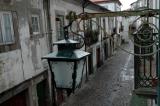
(84, 29, 99, 46)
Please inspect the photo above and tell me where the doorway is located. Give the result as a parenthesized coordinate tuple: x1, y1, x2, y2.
(1, 90, 28, 106)
(88, 51, 93, 75)
(96, 47, 101, 68)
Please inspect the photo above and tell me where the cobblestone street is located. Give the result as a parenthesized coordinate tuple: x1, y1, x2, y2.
(62, 44, 134, 106)
(0, 0, 159, 106)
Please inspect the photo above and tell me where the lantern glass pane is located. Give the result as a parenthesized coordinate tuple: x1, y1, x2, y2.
(51, 62, 74, 88)
(76, 60, 84, 86)
(50, 59, 84, 89)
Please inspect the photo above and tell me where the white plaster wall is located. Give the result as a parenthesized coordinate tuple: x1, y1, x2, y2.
(19, 0, 49, 80)
(105, 17, 109, 34)
(0, 50, 24, 93)
(0, 0, 112, 94)
(49, 0, 109, 74)
(49, 0, 86, 47)
(153, 0, 159, 29)
(121, 17, 130, 42)
(0, 0, 49, 93)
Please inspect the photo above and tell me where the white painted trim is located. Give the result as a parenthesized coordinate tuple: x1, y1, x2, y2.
(0, 11, 15, 45)
(31, 14, 40, 35)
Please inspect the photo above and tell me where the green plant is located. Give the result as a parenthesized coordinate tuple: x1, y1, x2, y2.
(84, 29, 99, 46)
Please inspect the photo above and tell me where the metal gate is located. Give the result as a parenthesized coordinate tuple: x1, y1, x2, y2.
(133, 20, 159, 92)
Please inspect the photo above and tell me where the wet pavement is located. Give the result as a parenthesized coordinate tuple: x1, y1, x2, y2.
(62, 44, 134, 106)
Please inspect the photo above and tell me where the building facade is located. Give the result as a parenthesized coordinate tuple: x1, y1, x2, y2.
(0, 0, 114, 106)
(90, 0, 122, 51)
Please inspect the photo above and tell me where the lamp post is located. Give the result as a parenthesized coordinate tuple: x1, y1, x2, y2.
(42, 22, 90, 98)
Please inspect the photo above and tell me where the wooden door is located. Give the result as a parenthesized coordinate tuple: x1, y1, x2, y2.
(96, 47, 101, 68)
(104, 43, 108, 60)
(1, 90, 27, 106)
(37, 80, 47, 106)
(88, 52, 93, 75)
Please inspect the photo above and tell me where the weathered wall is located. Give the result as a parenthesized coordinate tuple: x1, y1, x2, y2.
(49, 0, 109, 74)
(153, 0, 159, 29)
(0, 0, 113, 99)
(0, 0, 49, 94)
(121, 17, 130, 43)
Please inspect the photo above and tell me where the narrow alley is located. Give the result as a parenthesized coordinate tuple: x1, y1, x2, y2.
(62, 44, 134, 106)
(0, 0, 159, 106)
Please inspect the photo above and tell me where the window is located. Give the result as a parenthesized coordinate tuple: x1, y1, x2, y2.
(31, 15, 40, 34)
(56, 15, 64, 40)
(0, 12, 14, 45)
(0, 11, 20, 53)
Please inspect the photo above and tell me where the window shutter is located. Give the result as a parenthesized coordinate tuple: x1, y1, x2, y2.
(29, 17, 33, 35)
(10, 11, 20, 50)
(0, 11, 20, 53)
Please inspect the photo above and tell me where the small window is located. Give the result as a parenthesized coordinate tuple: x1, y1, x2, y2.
(31, 15, 40, 34)
(0, 12, 14, 45)
(56, 15, 64, 40)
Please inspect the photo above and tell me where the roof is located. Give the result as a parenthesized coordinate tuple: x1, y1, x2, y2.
(130, 1, 138, 6)
(64, 0, 109, 12)
(87, 0, 110, 11)
(90, 0, 122, 6)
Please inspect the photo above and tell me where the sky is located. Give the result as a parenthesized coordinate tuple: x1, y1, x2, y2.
(120, 0, 137, 10)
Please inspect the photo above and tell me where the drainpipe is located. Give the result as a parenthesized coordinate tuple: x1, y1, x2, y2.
(82, 0, 90, 81)
(46, 0, 53, 53)
(158, 0, 160, 105)
(45, 0, 57, 106)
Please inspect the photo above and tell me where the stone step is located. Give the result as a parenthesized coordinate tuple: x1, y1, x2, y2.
(133, 88, 157, 98)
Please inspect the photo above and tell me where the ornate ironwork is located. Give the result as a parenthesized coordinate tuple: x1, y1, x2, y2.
(133, 21, 159, 89)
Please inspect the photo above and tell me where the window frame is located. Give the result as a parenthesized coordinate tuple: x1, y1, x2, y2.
(56, 15, 65, 40)
(0, 11, 15, 45)
(31, 14, 41, 35)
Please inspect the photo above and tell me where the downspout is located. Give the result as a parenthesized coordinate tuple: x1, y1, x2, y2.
(45, 0, 57, 106)
(158, 0, 160, 105)
(82, 0, 89, 81)
(46, 0, 53, 53)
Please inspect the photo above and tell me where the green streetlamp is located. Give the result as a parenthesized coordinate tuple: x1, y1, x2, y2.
(42, 22, 90, 96)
